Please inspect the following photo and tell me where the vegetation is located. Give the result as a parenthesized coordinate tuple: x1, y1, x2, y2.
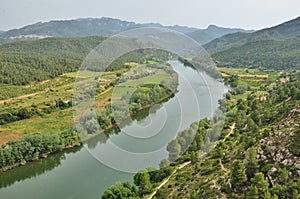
(150, 71, 300, 198)
(0, 129, 80, 171)
(102, 182, 137, 199)
(0, 36, 105, 85)
(77, 63, 178, 136)
(211, 38, 300, 70)
(0, 36, 173, 85)
(102, 69, 300, 198)
(0, 51, 179, 171)
(205, 16, 300, 70)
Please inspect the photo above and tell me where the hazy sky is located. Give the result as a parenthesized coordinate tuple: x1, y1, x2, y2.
(1, 0, 299, 31)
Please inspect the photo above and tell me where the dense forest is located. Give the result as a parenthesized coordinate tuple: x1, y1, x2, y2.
(102, 72, 300, 198)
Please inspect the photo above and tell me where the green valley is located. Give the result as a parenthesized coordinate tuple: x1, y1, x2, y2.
(0, 11, 299, 199)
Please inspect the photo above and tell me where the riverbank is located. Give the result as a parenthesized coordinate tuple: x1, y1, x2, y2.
(0, 73, 178, 173)
(0, 60, 228, 199)
(80, 92, 176, 143)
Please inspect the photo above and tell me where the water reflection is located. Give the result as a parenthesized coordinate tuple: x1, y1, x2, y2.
(0, 147, 81, 189)
(85, 104, 162, 149)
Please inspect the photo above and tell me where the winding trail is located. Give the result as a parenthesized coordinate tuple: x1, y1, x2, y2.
(148, 123, 236, 198)
(0, 91, 46, 105)
(147, 161, 191, 199)
(0, 83, 75, 105)
(222, 123, 235, 143)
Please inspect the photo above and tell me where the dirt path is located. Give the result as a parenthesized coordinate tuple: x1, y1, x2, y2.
(148, 123, 236, 198)
(219, 158, 229, 173)
(0, 83, 76, 105)
(147, 161, 191, 199)
(0, 91, 47, 105)
(222, 123, 235, 142)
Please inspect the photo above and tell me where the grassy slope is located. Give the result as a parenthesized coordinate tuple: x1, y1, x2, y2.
(205, 16, 300, 70)
(152, 68, 300, 198)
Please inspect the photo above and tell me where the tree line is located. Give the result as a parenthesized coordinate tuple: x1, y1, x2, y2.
(0, 129, 80, 171)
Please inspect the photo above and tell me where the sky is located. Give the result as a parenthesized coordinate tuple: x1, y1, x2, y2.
(0, 0, 299, 31)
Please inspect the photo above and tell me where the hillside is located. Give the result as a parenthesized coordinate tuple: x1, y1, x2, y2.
(151, 72, 300, 199)
(0, 36, 106, 85)
(204, 16, 300, 69)
(205, 16, 300, 52)
(0, 36, 176, 85)
(212, 37, 300, 69)
(102, 70, 300, 199)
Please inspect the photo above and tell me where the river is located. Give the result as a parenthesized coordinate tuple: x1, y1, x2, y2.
(0, 60, 227, 199)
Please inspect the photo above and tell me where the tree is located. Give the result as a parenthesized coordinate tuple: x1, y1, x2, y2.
(159, 158, 170, 168)
(230, 160, 247, 192)
(137, 173, 152, 196)
(167, 140, 181, 161)
(244, 147, 259, 179)
(289, 129, 300, 156)
(246, 185, 259, 199)
(133, 170, 150, 186)
(190, 151, 200, 164)
(17, 108, 31, 120)
(101, 181, 137, 199)
(251, 172, 269, 197)
(278, 168, 289, 184)
(264, 190, 272, 199)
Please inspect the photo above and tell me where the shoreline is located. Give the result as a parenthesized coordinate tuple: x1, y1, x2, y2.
(79, 91, 176, 142)
(0, 91, 176, 173)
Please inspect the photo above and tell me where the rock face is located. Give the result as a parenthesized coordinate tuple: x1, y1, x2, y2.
(257, 107, 300, 185)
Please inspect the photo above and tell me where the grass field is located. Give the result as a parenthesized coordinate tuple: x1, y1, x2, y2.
(0, 63, 172, 145)
(217, 67, 280, 89)
(217, 67, 282, 104)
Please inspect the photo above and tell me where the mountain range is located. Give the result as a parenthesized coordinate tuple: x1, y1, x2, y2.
(0, 16, 299, 70)
(0, 17, 251, 45)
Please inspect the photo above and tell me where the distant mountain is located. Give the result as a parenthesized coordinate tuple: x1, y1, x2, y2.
(1, 17, 251, 45)
(205, 16, 300, 52)
(1, 18, 198, 39)
(206, 16, 300, 69)
(187, 25, 253, 45)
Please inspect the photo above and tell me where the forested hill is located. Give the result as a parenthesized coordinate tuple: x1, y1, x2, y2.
(0, 36, 106, 85)
(205, 16, 300, 52)
(204, 16, 300, 70)
(0, 36, 174, 85)
(211, 36, 300, 70)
